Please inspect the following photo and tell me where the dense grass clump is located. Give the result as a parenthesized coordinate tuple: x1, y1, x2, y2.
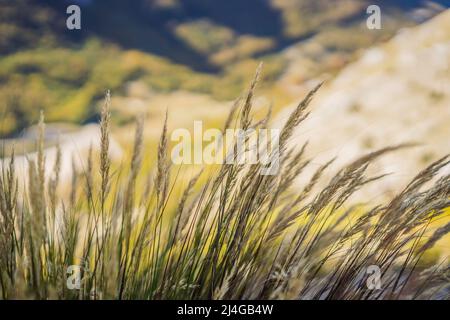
(0, 69, 449, 300)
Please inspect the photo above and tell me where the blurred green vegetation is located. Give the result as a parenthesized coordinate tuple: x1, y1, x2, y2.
(0, 38, 285, 136)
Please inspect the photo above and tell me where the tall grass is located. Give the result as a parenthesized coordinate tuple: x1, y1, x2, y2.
(0, 68, 449, 300)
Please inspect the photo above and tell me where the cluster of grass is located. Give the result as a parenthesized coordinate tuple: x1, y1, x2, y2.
(0, 68, 449, 300)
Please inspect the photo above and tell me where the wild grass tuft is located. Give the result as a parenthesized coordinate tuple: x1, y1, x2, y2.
(0, 70, 449, 300)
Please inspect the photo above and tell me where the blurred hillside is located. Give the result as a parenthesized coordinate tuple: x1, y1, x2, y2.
(277, 9, 450, 199)
(0, 0, 449, 136)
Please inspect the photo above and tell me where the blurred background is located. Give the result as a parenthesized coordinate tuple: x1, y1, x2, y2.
(0, 0, 449, 197)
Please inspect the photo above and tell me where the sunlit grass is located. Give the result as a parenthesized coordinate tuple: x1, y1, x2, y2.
(0, 69, 449, 300)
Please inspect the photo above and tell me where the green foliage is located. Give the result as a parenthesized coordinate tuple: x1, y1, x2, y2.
(0, 38, 287, 136)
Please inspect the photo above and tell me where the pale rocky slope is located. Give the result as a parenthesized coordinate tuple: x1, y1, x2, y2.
(275, 9, 450, 201)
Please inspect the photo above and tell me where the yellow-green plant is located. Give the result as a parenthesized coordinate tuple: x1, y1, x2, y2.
(0, 69, 449, 300)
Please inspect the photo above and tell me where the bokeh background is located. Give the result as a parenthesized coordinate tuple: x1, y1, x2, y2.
(0, 0, 449, 198)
